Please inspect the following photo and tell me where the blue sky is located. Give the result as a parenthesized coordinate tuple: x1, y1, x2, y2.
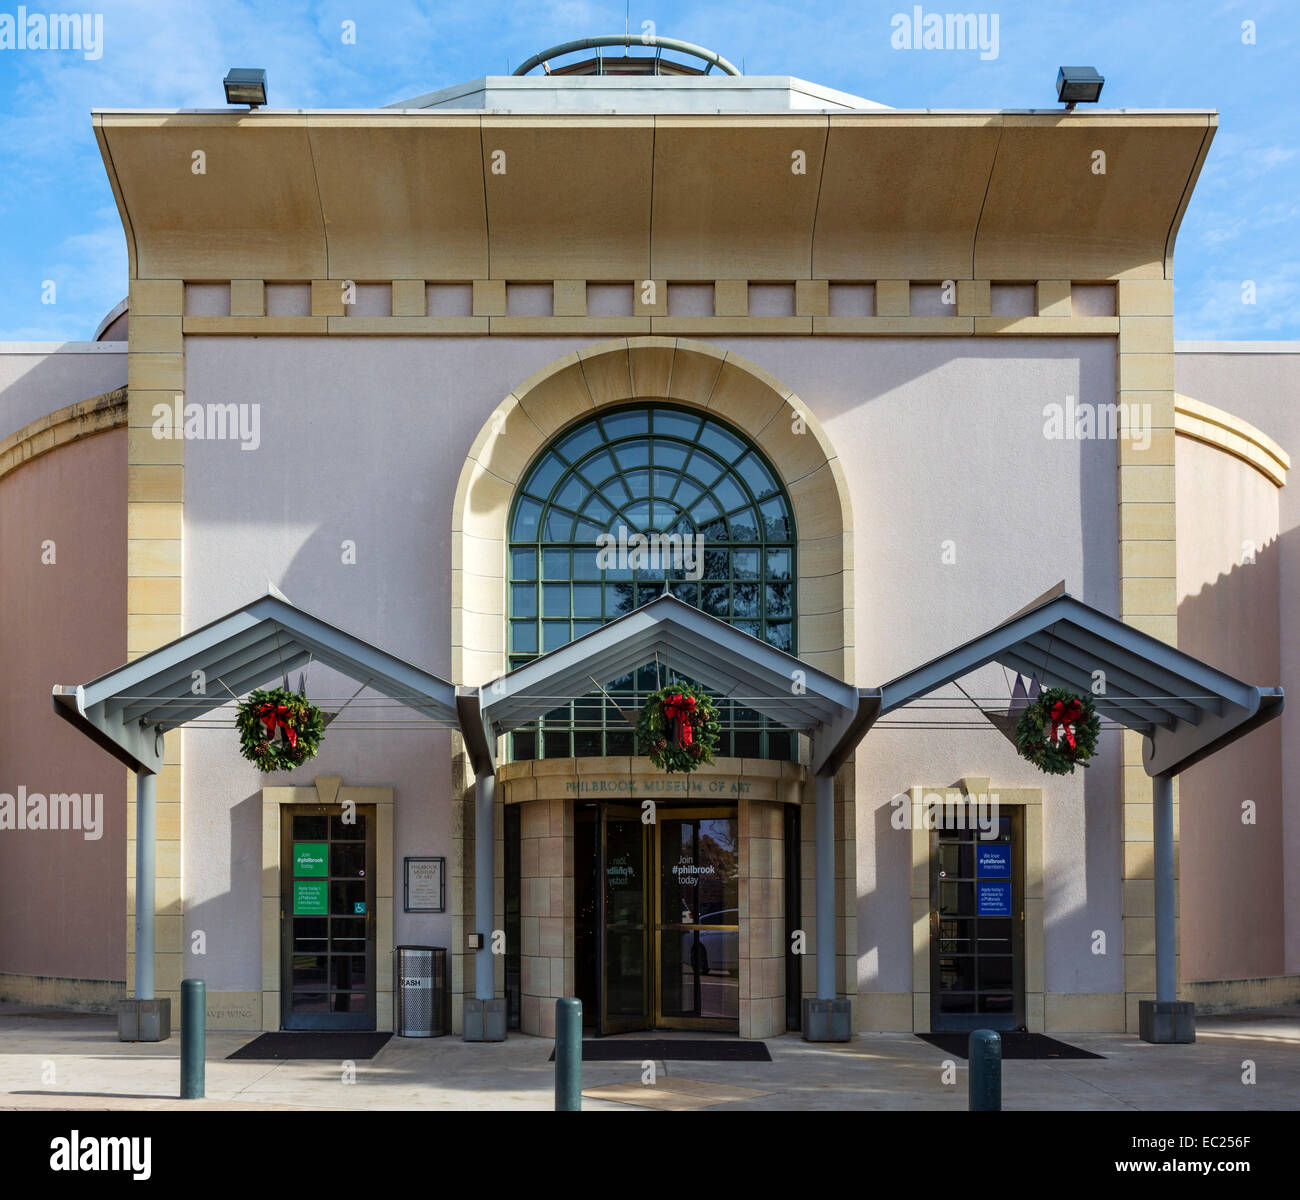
(0, 0, 1295, 341)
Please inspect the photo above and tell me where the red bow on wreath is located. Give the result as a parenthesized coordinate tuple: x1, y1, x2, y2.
(258, 703, 299, 749)
(1046, 698, 1084, 750)
(664, 692, 697, 748)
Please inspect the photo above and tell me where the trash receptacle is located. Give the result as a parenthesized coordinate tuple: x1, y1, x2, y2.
(393, 946, 449, 1037)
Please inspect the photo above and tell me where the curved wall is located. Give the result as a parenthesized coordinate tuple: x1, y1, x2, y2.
(0, 425, 127, 1000)
(1176, 423, 1285, 981)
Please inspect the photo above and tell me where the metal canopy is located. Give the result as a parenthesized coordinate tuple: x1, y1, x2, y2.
(51, 593, 460, 773)
(873, 585, 1284, 779)
(464, 594, 868, 776)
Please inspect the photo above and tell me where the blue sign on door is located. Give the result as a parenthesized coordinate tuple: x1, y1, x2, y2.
(978, 880, 1012, 916)
(977, 844, 1011, 878)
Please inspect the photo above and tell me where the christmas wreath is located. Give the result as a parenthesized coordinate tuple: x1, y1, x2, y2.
(636, 682, 721, 773)
(236, 686, 325, 773)
(1014, 687, 1101, 775)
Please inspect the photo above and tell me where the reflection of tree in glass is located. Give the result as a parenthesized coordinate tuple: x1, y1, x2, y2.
(697, 831, 738, 917)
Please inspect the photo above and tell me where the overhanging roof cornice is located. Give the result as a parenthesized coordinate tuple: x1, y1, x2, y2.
(53, 594, 459, 773)
(94, 109, 1215, 283)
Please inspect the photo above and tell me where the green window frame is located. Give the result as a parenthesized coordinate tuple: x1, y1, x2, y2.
(507, 402, 797, 761)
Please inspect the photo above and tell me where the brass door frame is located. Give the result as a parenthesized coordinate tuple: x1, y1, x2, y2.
(652, 806, 739, 1032)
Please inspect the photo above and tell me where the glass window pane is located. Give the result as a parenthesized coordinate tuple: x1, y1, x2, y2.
(572, 549, 601, 579)
(764, 622, 792, 652)
(573, 584, 602, 617)
(652, 410, 701, 440)
(702, 585, 729, 618)
(557, 423, 603, 461)
(766, 548, 791, 579)
(293, 815, 327, 839)
(543, 621, 571, 651)
(555, 476, 588, 511)
(512, 497, 542, 539)
(697, 421, 744, 461)
(542, 549, 569, 579)
(331, 813, 365, 840)
(511, 547, 536, 580)
(510, 583, 537, 617)
(523, 453, 565, 500)
(510, 621, 538, 653)
(734, 451, 779, 500)
(543, 584, 569, 617)
(579, 450, 618, 487)
(761, 496, 791, 540)
(545, 509, 575, 540)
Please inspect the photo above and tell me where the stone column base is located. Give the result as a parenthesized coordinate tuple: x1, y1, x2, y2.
(802, 998, 851, 1042)
(1138, 1000, 1195, 1044)
(118, 998, 171, 1042)
(462, 997, 507, 1042)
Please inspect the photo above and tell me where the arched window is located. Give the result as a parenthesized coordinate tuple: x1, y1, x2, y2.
(507, 403, 796, 760)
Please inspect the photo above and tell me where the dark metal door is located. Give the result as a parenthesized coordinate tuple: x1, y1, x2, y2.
(930, 804, 1025, 1031)
(281, 804, 377, 1030)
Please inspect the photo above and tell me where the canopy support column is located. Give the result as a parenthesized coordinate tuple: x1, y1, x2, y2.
(464, 769, 505, 1040)
(118, 767, 170, 1041)
(135, 768, 156, 1001)
(1139, 772, 1195, 1043)
(1153, 773, 1175, 1004)
(475, 771, 495, 1001)
(803, 765, 850, 1041)
(815, 771, 835, 1000)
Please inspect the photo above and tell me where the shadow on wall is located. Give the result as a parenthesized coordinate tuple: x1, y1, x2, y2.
(1177, 530, 1285, 982)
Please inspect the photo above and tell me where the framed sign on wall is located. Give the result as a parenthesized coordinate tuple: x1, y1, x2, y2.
(404, 856, 445, 913)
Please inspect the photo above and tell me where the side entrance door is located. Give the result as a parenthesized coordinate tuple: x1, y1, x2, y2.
(280, 804, 377, 1031)
(929, 804, 1025, 1031)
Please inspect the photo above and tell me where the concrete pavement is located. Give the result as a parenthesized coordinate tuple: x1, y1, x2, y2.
(1, 1004, 1296, 1111)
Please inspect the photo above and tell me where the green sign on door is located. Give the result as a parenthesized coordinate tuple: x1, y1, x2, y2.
(294, 880, 328, 915)
(294, 842, 328, 877)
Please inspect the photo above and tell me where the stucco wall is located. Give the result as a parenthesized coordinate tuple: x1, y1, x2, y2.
(1174, 435, 1283, 979)
(182, 333, 1122, 1002)
(1175, 348, 1300, 975)
(798, 338, 1123, 1000)
(0, 344, 126, 441)
(0, 429, 127, 983)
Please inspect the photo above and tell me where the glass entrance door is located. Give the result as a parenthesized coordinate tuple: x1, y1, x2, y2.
(929, 805, 1025, 1031)
(656, 811, 739, 1030)
(281, 805, 376, 1031)
(591, 803, 740, 1035)
(598, 805, 650, 1034)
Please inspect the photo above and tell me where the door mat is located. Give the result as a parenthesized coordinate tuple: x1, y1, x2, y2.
(917, 1032, 1103, 1060)
(548, 1039, 772, 1062)
(227, 1032, 392, 1061)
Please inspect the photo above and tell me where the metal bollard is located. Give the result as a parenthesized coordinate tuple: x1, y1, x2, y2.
(555, 997, 582, 1111)
(968, 1029, 1001, 1111)
(180, 979, 206, 1099)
